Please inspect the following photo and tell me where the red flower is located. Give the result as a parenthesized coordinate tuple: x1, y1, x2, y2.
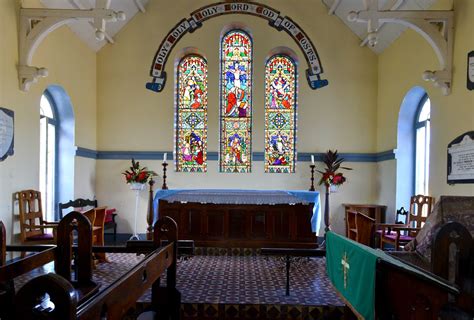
(122, 158, 157, 184)
(138, 171, 147, 182)
(332, 174, 343, 185)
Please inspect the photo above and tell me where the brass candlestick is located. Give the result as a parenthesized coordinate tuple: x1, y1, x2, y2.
(146, 178, 155, 240)
(161, 162, 169, 190)
(309, 164, 316, 191)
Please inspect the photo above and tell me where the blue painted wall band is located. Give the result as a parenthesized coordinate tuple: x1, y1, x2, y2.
(76, 147, 395, 162)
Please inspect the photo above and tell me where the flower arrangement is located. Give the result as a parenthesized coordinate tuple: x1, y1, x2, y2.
(317, 150, 352, 187)
(122, 158, 157, 184)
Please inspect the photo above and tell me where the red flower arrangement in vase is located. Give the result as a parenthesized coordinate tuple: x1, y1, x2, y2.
(122, 158, 157, 186)
(317, 150, 352, 189)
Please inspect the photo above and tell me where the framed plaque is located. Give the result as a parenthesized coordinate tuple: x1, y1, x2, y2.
(447, 131, 474, 184)
(0, 107, 14, 161)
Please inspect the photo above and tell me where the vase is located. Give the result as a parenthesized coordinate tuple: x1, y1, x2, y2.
(329, 184, 339, 193)
(130, 182, 146, 191)
(129, 182, 145, 240)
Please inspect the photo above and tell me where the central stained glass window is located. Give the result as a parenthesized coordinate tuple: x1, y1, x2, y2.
(219, 30, 253, 173)
(176, 55, 207, 172)
(264, 55, 297, 173)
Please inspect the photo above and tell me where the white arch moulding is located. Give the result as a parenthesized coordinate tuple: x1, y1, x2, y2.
(146, 1, 329, 93)
(347, 0, 454, 95)
(18, 1, 126, 92)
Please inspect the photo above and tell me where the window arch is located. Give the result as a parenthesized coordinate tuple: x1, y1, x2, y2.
(219, 29, 253, 173)
(175, 55, 208, 172)
(40, 92, 57, 221)
(264, 54, 297, 173)
(396, 87, 430, 210)
(40, 86, 75, 220)
(414, 95, 430, 195)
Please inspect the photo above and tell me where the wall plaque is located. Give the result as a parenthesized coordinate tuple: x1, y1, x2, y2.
(0, 107, 14, 161)
(447, 131, 474, 184)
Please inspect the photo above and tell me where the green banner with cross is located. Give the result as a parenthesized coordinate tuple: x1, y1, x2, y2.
(326, 231, 378, 320)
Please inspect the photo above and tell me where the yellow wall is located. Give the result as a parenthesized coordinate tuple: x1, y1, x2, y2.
(0, 1, 97, 242)
(377, 0, 474, 214)
(3, 0, 470, 239)
(96, 0, 379, 234)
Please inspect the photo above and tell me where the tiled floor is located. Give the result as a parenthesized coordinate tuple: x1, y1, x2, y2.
(13, 252, 345, 319)
(138, 255, 342, 306)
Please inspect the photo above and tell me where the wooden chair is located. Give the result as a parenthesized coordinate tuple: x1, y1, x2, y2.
(80, 207, 107, 263)
(16, 190, 58, 245)
(346, 210, 376, 246)
(378, 195, 434, 250)
(59, 198, 118, 241)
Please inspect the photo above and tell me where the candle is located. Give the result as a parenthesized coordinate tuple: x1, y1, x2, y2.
(311, 155, 315, 165)
(163, 152, 167, 163)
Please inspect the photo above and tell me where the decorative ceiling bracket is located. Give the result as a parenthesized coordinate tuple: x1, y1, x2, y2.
(347, 0, 454, 95)
(18, 1, 125, 91)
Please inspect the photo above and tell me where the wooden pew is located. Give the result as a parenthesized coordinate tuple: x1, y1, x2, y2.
(327, 222, 473, 319)
(0, 214, 180, 319)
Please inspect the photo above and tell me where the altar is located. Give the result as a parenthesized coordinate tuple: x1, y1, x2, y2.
(153, 190, 321, 248)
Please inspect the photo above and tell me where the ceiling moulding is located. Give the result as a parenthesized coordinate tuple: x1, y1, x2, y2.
(18, 0, 126, 92)
(348, 0, 453, 95)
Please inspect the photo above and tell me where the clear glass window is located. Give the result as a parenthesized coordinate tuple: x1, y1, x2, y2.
(39, 94, 56, 221)
(415, 97, 430, 195)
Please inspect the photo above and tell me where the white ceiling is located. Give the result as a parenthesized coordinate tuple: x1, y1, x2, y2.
(39, 0, 437, 54)
(321, 0, 437, 54)
(40, 0, 149, 52)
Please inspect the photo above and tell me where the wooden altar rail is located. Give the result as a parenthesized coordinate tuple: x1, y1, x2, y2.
(0, 214, 180, 320)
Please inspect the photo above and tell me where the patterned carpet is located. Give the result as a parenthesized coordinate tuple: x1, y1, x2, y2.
(13, 252, 345, 319)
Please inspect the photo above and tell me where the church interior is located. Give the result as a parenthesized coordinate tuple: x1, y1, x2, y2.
(0, 0, 473, 319)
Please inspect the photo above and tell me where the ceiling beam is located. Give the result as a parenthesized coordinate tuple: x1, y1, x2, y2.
(348, 3, 454, 95)
(359, 0, 405, 47)
(134, 0, 146, 13)
(18, 5, 124, 91)
(328, 0, 342, 15)
(69, 0, 115, 44)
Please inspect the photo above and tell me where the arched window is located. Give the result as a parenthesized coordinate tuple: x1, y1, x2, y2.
(40, 93, 57, 221)
(40, 86, 75, 220)
(264, 54, 297, 173)
(220, 29, 253, 173)
(396, 87, 429, 209)
(415, 95, 430, 195)
(176, 55, 208, 172)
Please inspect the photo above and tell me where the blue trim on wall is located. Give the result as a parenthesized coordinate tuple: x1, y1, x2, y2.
(76, 148, 396, 163)
(75, 147, 98, 159)
(375, 150, 396, 162)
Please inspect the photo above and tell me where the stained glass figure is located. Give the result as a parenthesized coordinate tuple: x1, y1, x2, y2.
(264, 55, 297, 173)
(176, 55, 207, 172)
(220, 30, 253, 173)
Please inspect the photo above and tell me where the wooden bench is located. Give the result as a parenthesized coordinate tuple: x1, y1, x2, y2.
(0, 214, 180, 319)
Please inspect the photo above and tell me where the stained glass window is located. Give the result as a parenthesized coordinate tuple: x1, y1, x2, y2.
(264, 55, 297, 173)
(176, 55, 207, 172)
(220, 30, 253, 173)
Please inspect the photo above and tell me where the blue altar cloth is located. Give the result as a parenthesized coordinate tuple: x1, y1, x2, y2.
(153, 189, 321, 234)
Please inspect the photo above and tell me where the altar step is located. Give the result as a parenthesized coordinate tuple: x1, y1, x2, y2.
(130, 301, 346, 320)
